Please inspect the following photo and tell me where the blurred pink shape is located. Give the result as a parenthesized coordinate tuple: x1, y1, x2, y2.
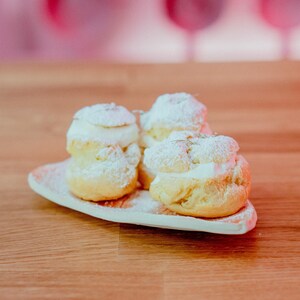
(37, 0, 119, 58)
(0, 0, 298, 61)
(165, 0, 224, 31)
(45, 0, 113, 34)
(260, 0, 300, 29)
(0, 0, 121, 59)
(259, 0, 300, 58)
(0, 0, 35, 58)
(165, 0, 224, 60)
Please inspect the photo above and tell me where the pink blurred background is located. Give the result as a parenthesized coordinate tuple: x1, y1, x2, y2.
(1, 0, 300, 62)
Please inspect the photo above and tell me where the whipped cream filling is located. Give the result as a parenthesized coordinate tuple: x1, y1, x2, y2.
(152, 156, 236, 184)
(67, 119, 139, 148)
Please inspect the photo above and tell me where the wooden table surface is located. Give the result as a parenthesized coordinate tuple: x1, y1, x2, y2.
(0, 62, 300, 300)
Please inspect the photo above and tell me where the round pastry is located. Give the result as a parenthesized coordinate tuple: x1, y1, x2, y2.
(139, 92, 211, 148)
(139, 92, 212, 189)
(66, 103, 141, 201)
(143, 132, 251, 218)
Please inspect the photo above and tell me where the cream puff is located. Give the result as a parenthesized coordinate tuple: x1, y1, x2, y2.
(66, 103, 141, 201)
(143, 132, 251, 218)
(139, 92, 212, 189)
(140, 92, 211, 147)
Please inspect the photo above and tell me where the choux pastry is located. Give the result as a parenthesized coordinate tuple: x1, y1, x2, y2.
(139, 92, 212, 189)
(144, 132, 251, 218)
(66, 103, 141, 201)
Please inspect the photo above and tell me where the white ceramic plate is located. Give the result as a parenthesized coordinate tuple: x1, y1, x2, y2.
(28, 160, 257, 235)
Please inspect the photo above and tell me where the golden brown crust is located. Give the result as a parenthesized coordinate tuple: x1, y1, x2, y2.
(149, 155, 251, 218)
(66, 168, 138, 201)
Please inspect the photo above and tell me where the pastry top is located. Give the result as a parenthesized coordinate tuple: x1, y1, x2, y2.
(67, 103, 139, 148)
(144, 132, 239, 174)
(141, 93, 207, 131)
(74, 103, 136, 127)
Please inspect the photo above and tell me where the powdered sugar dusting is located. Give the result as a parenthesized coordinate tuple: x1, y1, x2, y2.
(141, 93, 207, 131)
(74, 103, 136, 127)
(129, 190, 161, 212)
(144, 134, 239, 172)
(144, 140, 191, 173)
(188, 135, 239, 164)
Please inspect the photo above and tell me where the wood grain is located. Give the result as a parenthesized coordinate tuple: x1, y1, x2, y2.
(0, 61, 300, 300)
